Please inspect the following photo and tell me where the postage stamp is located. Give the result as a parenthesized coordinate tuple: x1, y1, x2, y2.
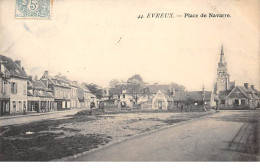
(15, 0, 52, 19)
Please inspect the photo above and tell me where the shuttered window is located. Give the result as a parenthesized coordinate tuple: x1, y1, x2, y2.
(11, 82, 17, 94)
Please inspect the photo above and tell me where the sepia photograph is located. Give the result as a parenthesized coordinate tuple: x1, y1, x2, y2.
(0, 0, 259, 164)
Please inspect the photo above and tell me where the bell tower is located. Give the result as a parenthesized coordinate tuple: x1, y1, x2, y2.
(216, 45, 230, 94)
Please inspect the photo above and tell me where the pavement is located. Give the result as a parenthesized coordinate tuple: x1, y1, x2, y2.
(73, 110, 260, 161)
(0, 108, 83, 126)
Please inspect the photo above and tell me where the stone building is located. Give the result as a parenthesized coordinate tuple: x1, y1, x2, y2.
(40, 71, 71, 111)
(75, 82, 92, 109)
(138, 84, 174, 109)
(214, 46, 260, 110)
(152, 90, 174, 110)
(70, 82, 79, 109)
(0, 55, 28, 114)
(0, 59, 11, 114)
(27, 77, 54, 113)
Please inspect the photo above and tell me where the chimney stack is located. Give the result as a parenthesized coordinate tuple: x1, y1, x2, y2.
(29, 75, 33, 81)
(44, 71, 49, 77)
(244, 83, 249, 89)
(251, 85, 254, 90)
(15, 60, 21, 67)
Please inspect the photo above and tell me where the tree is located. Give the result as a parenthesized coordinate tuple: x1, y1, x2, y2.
(127, 74, 144, 102)
(109, 79, 120, 88)
(108, 79, 126, 97)
(127, 74, 143, 83)
(84, 83, 103, 99)
(185, 96, 194, 112)
(171, 83, 186, 91)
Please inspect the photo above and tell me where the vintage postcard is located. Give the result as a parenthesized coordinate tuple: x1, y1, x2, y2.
(0, 0, 259, 163)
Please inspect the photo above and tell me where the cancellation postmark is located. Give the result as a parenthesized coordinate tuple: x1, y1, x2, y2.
(15, 0, 52, 19)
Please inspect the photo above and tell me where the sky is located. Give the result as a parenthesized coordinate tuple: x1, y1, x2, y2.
(0, 0, 259, 91)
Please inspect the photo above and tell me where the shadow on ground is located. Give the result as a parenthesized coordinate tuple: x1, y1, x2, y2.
(0, 115, 111, 161)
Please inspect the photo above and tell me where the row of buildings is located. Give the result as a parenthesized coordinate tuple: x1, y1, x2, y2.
(0, 55, 97, 115)
(103, 83, 215, 111)
(103, 46, 260, 111)
(1, 46, 260, 114)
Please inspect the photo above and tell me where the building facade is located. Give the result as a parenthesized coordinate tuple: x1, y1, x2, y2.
(70, 82, 79, 109)
(40, 71, 71, 111)
(76, 82, 92, 109)
(0, 59, 11, 115)
(27, 77, 54, 113)
(0, 56, 28, 114)
(152, 90, 174, 110)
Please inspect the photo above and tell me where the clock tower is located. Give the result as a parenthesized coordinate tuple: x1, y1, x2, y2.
(216, 45, 230, 94)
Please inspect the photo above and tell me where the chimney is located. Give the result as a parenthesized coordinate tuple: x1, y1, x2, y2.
(251, 85, 254, 90)
(29, 75, 33, 81)
(244, 83, 249, 89)
(15, 60, 21, 67)
(44, 71, 49, 77)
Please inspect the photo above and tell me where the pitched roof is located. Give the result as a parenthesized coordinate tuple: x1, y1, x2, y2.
(237, 86, 252, 99)
(0, 55, 27, 79)
(222, 85, 259, 100)
(28, 80, 48, 89)
(143, 84, 172, 94)
(186, 91, 212, 101)
(75, 82, 90, 92)
(41, 73, 72, 88)
(28, 79, 54, 98)
(218, 90, 231, 100)
(159, 90, 174, 101)
(173, 91, 212, 101)
(247, 87, 260, 99)
(54, 74, 70, 84)
(32, 80, 47, 89)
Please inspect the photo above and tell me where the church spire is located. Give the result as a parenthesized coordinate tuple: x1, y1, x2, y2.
(218, 44, 226, 67)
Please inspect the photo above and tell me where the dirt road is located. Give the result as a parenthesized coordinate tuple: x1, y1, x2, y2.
(74, 110, 259, 161)
(0, 109, 81, 126)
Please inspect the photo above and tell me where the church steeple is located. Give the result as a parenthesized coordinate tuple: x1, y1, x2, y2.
(216, 45, 230, 94)
(218, 45, 226, 68)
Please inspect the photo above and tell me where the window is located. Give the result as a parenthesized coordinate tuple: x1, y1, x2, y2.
(11, 82, 17, 94)
(234, 99, 239, 105)
(241, 99, 246, 105)
(123, 94, 125, 98)
(23, 101, 26, 111)
(19, 101, 22, 112)
(5, 102, 9, 112)
(221, 100, 225, 104)
(13, 101, 16, 111)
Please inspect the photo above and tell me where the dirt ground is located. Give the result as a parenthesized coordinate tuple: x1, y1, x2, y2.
(0, 110, 216, 161)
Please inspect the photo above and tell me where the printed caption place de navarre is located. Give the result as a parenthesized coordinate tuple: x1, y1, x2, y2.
(137, 13, 231, 19)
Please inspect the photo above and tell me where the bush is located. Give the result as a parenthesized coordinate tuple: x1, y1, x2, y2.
(75, 108, 104, 116)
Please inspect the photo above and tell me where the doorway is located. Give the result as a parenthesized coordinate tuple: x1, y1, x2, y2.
(158, 101, 163, 110)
